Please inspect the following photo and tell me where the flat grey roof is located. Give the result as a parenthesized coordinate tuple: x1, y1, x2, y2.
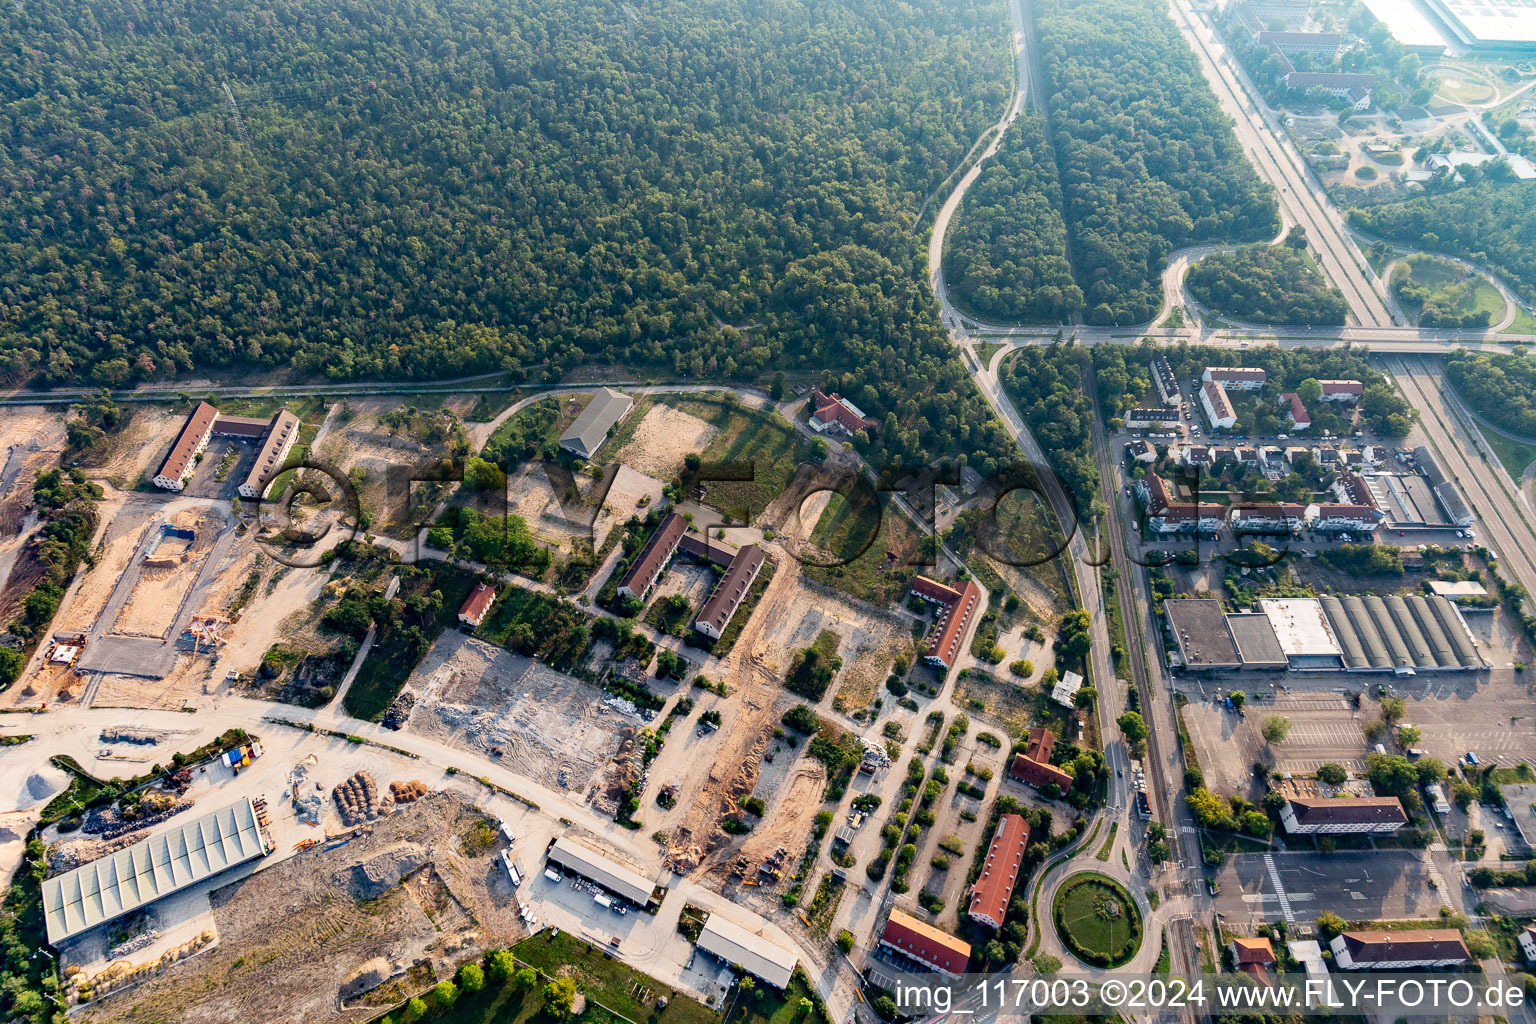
(1165, 599, 1240, 669)
(547, 836, 655, 904)
(697, 914, 798, 988)
(1226, 613, 1287, 667)
(43, 799, 265, 944)
(559, 388, 632, 459)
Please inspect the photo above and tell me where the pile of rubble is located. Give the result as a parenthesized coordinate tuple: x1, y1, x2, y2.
(333, 771, 383, 827)
(290, 759, 323, 826)
(382, 690, 415, 730)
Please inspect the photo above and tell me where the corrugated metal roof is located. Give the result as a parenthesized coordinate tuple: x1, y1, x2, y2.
(547, 837, 655, 905)
(558, 388, 632, 458)
(697, 913, 797, 988)
(43, 799, 265, 944)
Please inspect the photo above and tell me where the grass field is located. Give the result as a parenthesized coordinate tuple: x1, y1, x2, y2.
(1481, 429, 1536, 483)
(803, 491, 924, 605)
(379, 930, 718, 1024)
(1053, 872, 1142, 968)
(1433, 75, 1495, 104)
(1391, 256, 1505, 327)
(1501, 304, 1536, 335)
(666, 395, 807, 524)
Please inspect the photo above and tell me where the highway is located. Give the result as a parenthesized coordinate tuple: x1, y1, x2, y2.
(1386, 356, 1536, 616)
(1165, 0, 1393, 328)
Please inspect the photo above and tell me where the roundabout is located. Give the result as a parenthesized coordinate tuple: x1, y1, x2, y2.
(1052, 872, 1144, 969)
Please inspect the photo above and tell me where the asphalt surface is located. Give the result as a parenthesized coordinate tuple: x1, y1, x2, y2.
(1209, 849, 1457, 931)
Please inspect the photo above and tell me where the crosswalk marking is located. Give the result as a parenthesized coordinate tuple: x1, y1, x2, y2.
(1263, 854, 1294, 923)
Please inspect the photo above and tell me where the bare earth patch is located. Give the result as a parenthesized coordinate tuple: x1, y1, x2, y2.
(613, 403, 719, 479)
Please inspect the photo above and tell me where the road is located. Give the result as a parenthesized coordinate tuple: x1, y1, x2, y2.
(928, 0, 1032, 337)
(1165, 0, 1392, 328)
(1386, 356, 1536, 609)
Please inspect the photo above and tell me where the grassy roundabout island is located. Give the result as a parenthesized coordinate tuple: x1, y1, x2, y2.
(1053, 872, 1143, 968)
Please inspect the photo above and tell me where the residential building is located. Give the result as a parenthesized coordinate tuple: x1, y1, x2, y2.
(1009, 726, 1074, 792)
(809, 388, 876, 437)
(1125, 408, 1180, 427)
(1307, 503, 1385, 532)
(1236, 446, 1259, 465)
(1228, 937, 1277, 977)
(1329, 929, 1469, 970)
(968, 814, 1030, 929)
(1247, 0, 1310, 22)
(1051, 670, 1084, 708)
(911, 576, 982, 672)
(1279, 796, 1407, 834)
(1135, 474, 1224, 534)
(1283, 71, 1374, 108)
(1203, 366, 1267, 390)
(616, 512, 687, 601)
(693, 544, 765, 639)
(458, 582, 496, 628)
(1201, 380, 1238, 430)
(559, 387, 633, 459)
(238, 408, 301, 499)
(878, 909, 971, 978)
(1319, 379, 1364, 402)
(153, 401, 220, 490)
(1519, 925, 1536, 964)
(1128, 439, 1157, 463)
(1281, 392, 1311, 430)
(1332, 471, 1378, 509)
(1230, 503, 1305, 534)
(1152, 355, 1180, 406)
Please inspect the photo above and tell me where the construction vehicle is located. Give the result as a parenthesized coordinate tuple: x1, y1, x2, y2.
(294, 838, 318, 851)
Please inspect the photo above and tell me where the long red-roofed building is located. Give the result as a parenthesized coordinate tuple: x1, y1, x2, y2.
(878, 908, 971, 978)
(967, 813, 1030, 929)
(909, 576, 982, 672)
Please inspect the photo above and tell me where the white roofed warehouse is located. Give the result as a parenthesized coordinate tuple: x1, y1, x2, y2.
(695, 913, 798, 989)
(546, 836, 659, 907)
(42, 799, 271, 945)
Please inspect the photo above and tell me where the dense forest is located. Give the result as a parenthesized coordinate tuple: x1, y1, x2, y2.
(1349, 183, 1536, 305)
(941, 114, 1078, 323)
(1445, 351, 1536, 437)
(1000, 344, 1098, 507)
(1185, 235, 1349, 326)
(1034, 0, 1279, 325)
(0, 0, 1023, 466)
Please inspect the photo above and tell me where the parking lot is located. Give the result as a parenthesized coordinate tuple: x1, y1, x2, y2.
(1209, 849, 1460, 931)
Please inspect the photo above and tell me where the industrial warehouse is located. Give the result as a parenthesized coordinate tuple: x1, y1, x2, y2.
(694, 913, 799, 989)
(1164, 593, 1487, 675)
(545, 836, 662, 909)
(42, 799, 272, 945)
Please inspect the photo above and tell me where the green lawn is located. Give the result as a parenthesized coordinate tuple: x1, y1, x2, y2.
(374, 931, 720, 1024)
(513, 931, 717, 1024)
(974, 342, 1006, 370)
(1501, 303, 1536, 335)
(1481, 428, 1536, 482)
(802, 491, 924, 605)
(722, 971, 818, 1024)
(1053, 873, 1143, 968)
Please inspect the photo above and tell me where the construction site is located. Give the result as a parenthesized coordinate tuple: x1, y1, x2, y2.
(401, 631, 645, 797)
